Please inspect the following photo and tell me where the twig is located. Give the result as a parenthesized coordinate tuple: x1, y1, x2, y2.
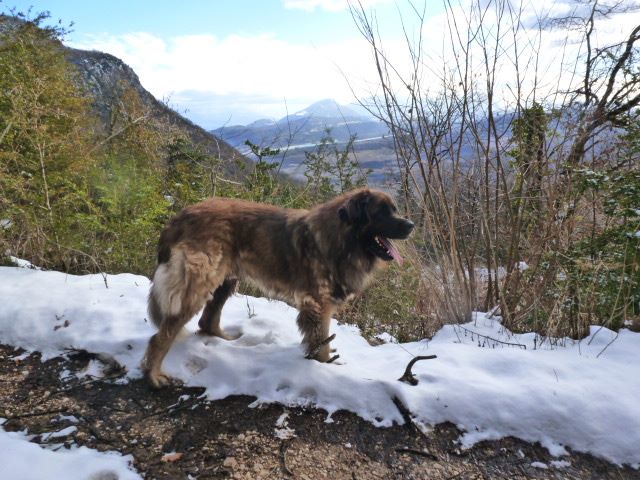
(89, 114, 148, 153)
(142, 395, 202, 419)
(215, 176, 243, 186)
(5, 408, 68, 420)
(0, 121, 12, 145)
(396, 447, 438, 461)
(279, 439, 293, 476)
(53, 244, 109, 288)
(167, 398, 204, 417)
(36, 371, 125, 405)
(456, 325, 527, 350)
(398, 355, 437, 385)
(596, 331, 619, 358)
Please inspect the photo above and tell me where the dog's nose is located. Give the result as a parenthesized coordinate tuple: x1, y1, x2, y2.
(406, 220, 414, 231)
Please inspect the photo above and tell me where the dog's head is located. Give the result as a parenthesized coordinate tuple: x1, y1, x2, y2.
(338, 189, 414, 265)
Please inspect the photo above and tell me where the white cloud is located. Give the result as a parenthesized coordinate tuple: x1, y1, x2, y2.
(390, 0, 640, 110)
(68, 1, 640, 128)
(282, 0, 391, 12)
(70, 31, 385, 127)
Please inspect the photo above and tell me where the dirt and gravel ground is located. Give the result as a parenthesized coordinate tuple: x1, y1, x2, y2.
(1, 343, 637, 480)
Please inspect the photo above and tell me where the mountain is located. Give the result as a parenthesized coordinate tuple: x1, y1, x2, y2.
(0, 14, 248, 176)
(290, 98, 364, 119)
(212, 99, 389, 150)
(66, 48, 248, 172)
(211, 99, 395, 182)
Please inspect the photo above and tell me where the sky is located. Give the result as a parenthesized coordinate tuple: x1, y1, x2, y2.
(3, 1, 639, 129)
(5, 0, 438, 128)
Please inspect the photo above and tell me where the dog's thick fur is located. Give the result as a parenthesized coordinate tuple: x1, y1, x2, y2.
(143, 188, 413, 387)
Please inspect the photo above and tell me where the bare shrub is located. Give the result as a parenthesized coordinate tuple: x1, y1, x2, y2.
(349, 0, 640, 338)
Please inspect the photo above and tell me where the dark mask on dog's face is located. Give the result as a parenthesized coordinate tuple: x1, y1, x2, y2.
(339, 190, 414, 264)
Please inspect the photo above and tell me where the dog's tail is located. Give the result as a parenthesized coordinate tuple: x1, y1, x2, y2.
(147, 283, 164, 329)
(147, 266, 190, 340)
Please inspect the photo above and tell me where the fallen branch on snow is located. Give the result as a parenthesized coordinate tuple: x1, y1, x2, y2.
(398, 355, 437, 385)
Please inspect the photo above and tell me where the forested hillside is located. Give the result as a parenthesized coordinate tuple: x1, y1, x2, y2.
(0, 13, 257, 275)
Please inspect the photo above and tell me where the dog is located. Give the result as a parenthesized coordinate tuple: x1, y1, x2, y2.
(142, 188, 414, 387)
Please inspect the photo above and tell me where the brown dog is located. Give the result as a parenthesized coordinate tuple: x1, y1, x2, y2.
(142, 188, 414, 387)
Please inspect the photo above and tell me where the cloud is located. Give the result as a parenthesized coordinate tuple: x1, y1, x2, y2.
(390, 0, 640, 110)
(282, 0, 391, 12)
(70, 31, 384, 128)
(68, 0, 640, 129)
(167, 91, 315, 129)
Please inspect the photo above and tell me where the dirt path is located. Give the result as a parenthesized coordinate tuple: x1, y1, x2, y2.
(0, 344, 636, 480)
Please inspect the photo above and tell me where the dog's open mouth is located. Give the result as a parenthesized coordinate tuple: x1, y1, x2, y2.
(373, 235, 404, 265)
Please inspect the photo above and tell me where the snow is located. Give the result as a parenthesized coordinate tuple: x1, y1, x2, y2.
(41, 426, 78, 441)
(375, 332, 398, 344)
(0, 265, 639, 468)
(55, 414, 79, 424)
(9, 256, 41, 270)
(0, 424, 141, 480)
(551, 459, 571, 468)
(274, 411, 296, 439)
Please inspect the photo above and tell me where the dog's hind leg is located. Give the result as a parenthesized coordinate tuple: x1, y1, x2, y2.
(198, 278, 239, 340)
(143, 311, 192, 388)
(143, 247, 225, 388)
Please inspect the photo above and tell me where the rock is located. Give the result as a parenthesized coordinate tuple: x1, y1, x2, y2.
(223, 456, 238, 469)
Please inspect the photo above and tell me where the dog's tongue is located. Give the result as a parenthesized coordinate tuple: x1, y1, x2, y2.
(380, 237, 403, 266)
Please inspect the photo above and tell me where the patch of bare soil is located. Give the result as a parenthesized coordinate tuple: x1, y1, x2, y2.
(0, 344, 636, 480)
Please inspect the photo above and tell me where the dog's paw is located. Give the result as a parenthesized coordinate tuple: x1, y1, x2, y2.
(147, 370, 182, 389)
(326, 353, 340, 364)
(197, 328, 241, 341)
(306, 350, 340, 364)
(215, 329, 242, 341)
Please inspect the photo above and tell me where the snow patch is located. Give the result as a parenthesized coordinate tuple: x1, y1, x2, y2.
(0, 426, 141, 480)
(8, 256, 41, 270)
(41, 426, 77, 441)
(274, 411, 296, 439)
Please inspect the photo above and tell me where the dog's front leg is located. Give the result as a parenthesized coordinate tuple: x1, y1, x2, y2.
(296, 297, 335, 362)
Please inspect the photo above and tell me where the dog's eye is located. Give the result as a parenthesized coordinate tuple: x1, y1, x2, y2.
(379, 204, 392, 216)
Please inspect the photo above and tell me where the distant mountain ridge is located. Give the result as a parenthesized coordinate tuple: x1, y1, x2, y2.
(212, 99, 390, 152)
(210, 99, 396, 183)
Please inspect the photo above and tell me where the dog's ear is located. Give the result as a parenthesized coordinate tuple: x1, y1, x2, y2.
(339, 190, 370, 224)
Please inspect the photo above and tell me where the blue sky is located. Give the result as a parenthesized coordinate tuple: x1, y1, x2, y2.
(5, 0, 442, 128)
(12, 0, 378, 45)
